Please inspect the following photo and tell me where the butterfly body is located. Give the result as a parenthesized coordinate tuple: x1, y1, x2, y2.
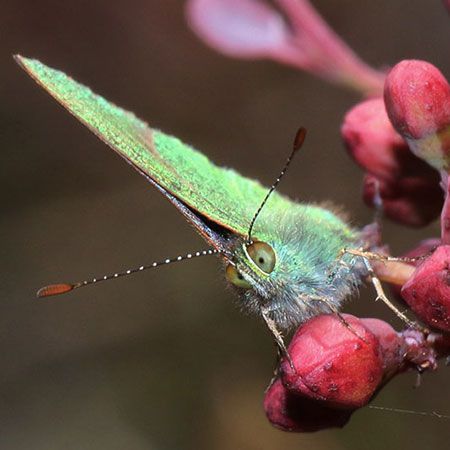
(228, 219, 367, 330)
(17, 56, 368, 330)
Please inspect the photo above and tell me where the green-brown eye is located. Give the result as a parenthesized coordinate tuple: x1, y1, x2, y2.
(246, 242, 276, 274)
(226, 264, 252, 289)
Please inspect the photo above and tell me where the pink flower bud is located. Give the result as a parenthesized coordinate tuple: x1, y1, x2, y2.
(342, 98, 440, 182)
(401, 245, 450, 332)
(264, 378, 353, 432)
(280, 314, 383, 409)
(342, 98, 409, 181)
(384, 60, 450, 170)
(362, 173, 443, 227)
(359, 318, 407, 381)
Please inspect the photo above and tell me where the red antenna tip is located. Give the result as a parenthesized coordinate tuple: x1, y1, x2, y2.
(36, 283, 75, 298)
(293, 127, 307, 152)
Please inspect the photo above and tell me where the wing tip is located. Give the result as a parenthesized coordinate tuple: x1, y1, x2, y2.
(13, 53, 26, 64)
(14, 54, 36, 73)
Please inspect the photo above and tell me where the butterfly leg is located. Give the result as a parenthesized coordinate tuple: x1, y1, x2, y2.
(339, 247, 426, 287)
(334, 311, 368, 343)
(261, 309, 295, 371)
(361, 258, 429, 332)
(310, 296, 368, 343)
(339, 248, 428, 331)
(265, 347, 284, 393)
(343, 247, 430, 264)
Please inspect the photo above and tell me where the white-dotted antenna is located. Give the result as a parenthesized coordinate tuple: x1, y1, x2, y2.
(37, 249, 220, 298)
(247, 127, 306, 243)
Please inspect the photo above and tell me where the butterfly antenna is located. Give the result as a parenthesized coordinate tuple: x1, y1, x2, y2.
(37, 248, 220, 298)
(247, 127, 306, 243)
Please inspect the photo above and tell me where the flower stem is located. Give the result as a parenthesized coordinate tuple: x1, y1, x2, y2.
(275, 0, 385, 95)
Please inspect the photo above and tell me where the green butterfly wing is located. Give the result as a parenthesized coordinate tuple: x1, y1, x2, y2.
(16, 56, 355, 246)
(17, 56, 289, 235)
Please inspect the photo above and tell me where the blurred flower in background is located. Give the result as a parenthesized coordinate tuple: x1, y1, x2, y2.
(186, 0, 385, 95)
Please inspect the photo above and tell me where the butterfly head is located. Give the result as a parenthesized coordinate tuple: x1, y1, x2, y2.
(224, 128, 305, 292)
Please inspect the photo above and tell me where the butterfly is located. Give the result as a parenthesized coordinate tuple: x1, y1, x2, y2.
(16, 55, 374, 352)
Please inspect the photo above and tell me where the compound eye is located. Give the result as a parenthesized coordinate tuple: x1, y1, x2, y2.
(225, 264, 252, 289)
(247, 242, 276, 274)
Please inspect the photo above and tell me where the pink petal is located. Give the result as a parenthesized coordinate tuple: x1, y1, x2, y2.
(186, 0, 291, 58)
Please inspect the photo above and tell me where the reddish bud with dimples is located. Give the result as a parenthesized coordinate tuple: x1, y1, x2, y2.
(401, 245, 450, 332)
(358, 318, 407, 381)
(384, 60, 450, 171)
(343, 98, 417, 181)
(279, 314, 384, 409)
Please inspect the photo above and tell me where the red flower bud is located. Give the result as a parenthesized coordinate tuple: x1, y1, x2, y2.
(384, 60, 450, 139)
(362, 173, 443, 227)
(264, 378, 353, 432)
(401, 245, 450, 332)
(280, 314, 383, 409)
(342, 98, 441, 181)
(359, 318, 407, 381)
(384, 60, 450, 170)
(387, 238, 440, 301)
(342, 98, 411, 181)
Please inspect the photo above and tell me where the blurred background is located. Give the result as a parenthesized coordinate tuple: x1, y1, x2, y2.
(1, 0, 450, 449)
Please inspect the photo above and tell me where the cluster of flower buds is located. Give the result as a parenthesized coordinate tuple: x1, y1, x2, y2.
(362, 60, 450, 334)
(327, 56, 450, 424)
(186, 0, 450, 432)
(342, 97, 444, 227)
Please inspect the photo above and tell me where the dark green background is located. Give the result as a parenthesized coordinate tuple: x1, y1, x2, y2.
(1, 1, 449, 448)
